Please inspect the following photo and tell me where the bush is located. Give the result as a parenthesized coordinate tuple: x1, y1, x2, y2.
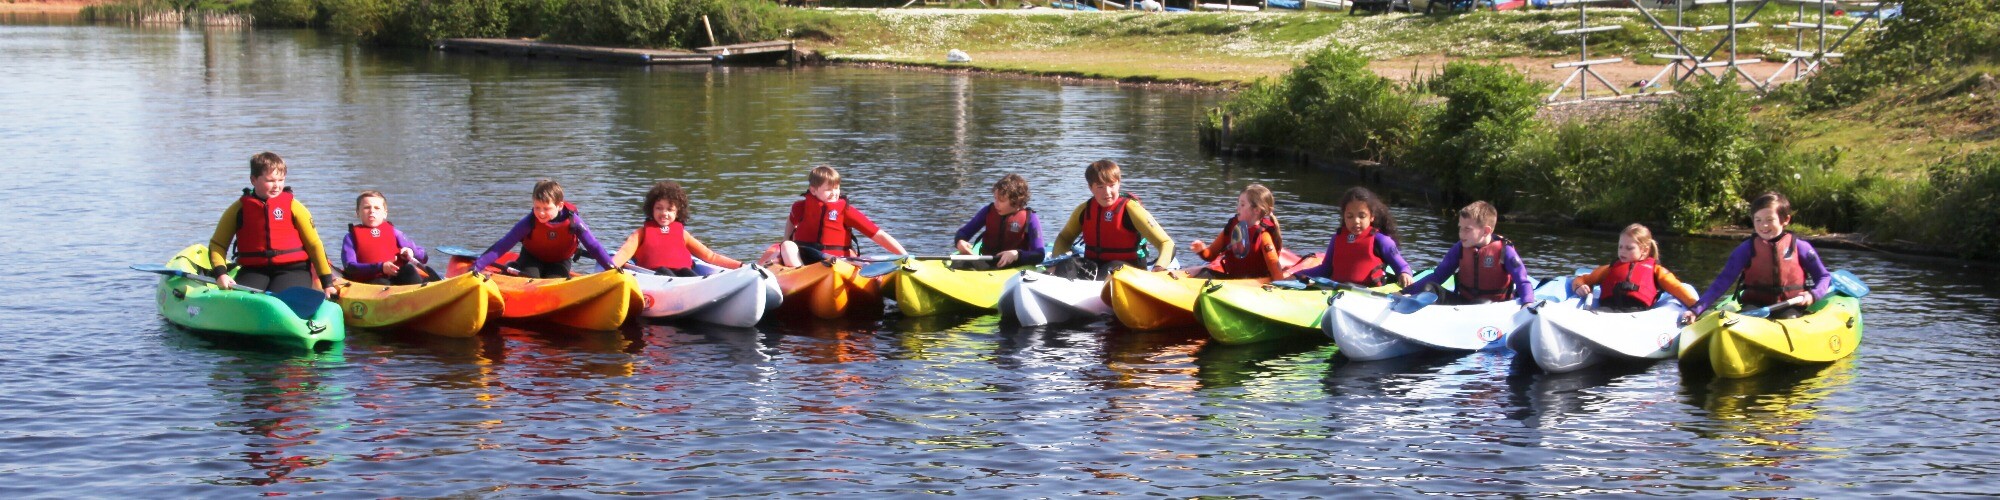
(1414, 60, 1544, 204)
(250, 0, 317, 27)
(1799, 0, 2000, 110)
(1203, 45, 1424, 163)
(1922, 152, 2000, 258)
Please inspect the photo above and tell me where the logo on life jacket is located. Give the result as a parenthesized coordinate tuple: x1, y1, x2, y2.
(1483, 255, 1495, 267)
(828, 210, 839, 221)
(1010, 221, 1022, 232)
(369, 227, 381, 238)
(1346, 231, 1358, 244)
(1103, 210, 1114, 222)
(273, 207, 286, 220)
(547, 231, 558, 240)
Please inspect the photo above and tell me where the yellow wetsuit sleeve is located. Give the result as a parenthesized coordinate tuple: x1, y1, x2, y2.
(290, 199, 336, 280)
(207, 201, 245, 270)
(1656, 265, 1699, 307)
(1052, 201, 1090, 254)
(1124, 202, 1175, 265)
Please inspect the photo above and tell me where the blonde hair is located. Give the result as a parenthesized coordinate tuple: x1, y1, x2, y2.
(1457, 200, 1498, 229)
(1622, 223, 1660, 260)
(808, 165, 841, 188)
(355, 190, 385, 209)
(1242, 183, 1274, 219)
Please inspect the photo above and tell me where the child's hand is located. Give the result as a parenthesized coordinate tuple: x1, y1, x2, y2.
(1396, 273, 1413, 288)
(399, 247, 418, 262)
(381, 260, 402, 278)
(323, 286, 339, 299)
(1189, 241, 1208, 255)
(955, 240, 976, 255)
(1570, 280, 1590, 298)
(995, 250, 1018, 267)
(217, 274, 237, 290)
(1679, 311, 1696, 326)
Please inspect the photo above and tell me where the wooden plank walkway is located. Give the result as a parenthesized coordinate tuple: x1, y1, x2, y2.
(437, 39, 796, 66)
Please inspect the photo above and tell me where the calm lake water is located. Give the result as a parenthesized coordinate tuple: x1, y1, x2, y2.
(2, 22, 1998, 497)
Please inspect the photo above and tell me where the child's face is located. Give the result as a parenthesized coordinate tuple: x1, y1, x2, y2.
(1457, 217, 1492, 248)
(810, 183, 840, 203)
(1342, 200, 1373, 234)
(652, 199, 678, 225)
(251, 170, 285, 199)
(991, 191, 1015, 213)
(1089, 180, 1120, 207)
(1235, 192, 1259, 223)
(1752, 207, 1788, 240)
(532, 199, 561, 224)
(1617, 233, 1643, 263)
(355, 196, 387, 227)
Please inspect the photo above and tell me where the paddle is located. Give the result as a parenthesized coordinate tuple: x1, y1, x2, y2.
(130, 264, 326, 319)
(856, 254, 996, 278)
(1333, 281, 1438, 314)
(1736, 269, 1870, 318)
(436, 245, 524, 276)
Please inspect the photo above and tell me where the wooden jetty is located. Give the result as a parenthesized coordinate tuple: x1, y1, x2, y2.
(436, 39, 797, 66)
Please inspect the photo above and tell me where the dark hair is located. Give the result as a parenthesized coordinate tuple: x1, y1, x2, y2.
(355, 190, 385, 209)
(643, 181, 690, 224)
(993, 174, 1030, 209)
(1084, 159, 1122, 186)
(1458, 200, 1498, 229)
(250, 152, 286, 179)
(809, 165, 841, 188)
(1336, 187, 1397, 240)
(1749, 191, 1793, 220)
(533, 179, 564, 204)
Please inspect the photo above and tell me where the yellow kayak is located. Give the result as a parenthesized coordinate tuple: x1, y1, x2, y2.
(1679, 294, 1864, 378)
(773, 260, 887, 320)
(892, 259, 1020, 317)
(334, 272, 504, 338)
(1107, 253, 1324, 330)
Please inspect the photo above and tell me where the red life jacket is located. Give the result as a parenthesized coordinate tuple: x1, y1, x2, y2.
(1081, 194, 1143, 262)
(791, 194, 858, 257)
(234, 188, 307, 267)
(1598, 258, 1661, 310)
(522, 202, 580, 263)
(1216, 215, 1281, 278)
(347, 221, 400, 280)
(634, 219, 694, 271)
(1328, 227, 1388, 286)
(1741, 233, 1808, 305)
(1455, 236, 1515, 302)
(980, 206, 1034, 255)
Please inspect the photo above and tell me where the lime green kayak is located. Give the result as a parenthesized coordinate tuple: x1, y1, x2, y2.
(1197, 278, 1409, 346)
(153, 244, 345, 350)
(893, 259, 1028, 317)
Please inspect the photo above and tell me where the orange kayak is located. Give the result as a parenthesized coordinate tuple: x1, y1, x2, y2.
(1107, 252, 1322, 330)
(446, 253, 640, 331)
(772, 260, 886, 320)
(335, 272, 505, 338)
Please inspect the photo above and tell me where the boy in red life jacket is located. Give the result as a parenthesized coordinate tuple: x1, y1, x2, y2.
(951, 174, 1046, 270)
(1289, 187, 1413, 287)
(1048, 160, 1177, 280)
(339, 190, 438, 286)
(207, 152, 339, 299)
(1571, 223, 1698, 313)
(473, 180, 617, 278)
(1405, 201, 1534, 306)
(768, 165, 907, 268)
(610, 181, 743, 277)
(1187, 183, 1286, 281)
(1687, 191, 1832, 322)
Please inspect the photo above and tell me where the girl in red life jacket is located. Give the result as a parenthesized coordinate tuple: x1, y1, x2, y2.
(1289, 187, 1414, 288)
(951, 174, 1046, 270)
(1570, 223, 1698, 313)
(340, 190, 438, 286)
(1188, 184, 1286, 281)
(611, 181, 743, 277)
(208, 152, 340, 299)
(1687, 191, 1834, 322)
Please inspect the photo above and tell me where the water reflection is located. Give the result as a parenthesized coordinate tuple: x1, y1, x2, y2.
(203, 350, 345, 486)
(1678, 358, 1856, 468)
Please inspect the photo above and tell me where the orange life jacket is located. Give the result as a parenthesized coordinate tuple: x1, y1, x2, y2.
(980, 206, 1034, 256)
(522, 202, 580, 263)
(1081, 194, 1143, 263)
(1215, 215, 1280, 278)
(791, 194, 858, 257)
(1740, 233, 1808, 306)
(1598, 258, 1660, 311)
(634, 219, 694, 271)
(1329, 226, 1388, 286)
(1455, 236, 1515, 302)
(234, 188, 307, 267)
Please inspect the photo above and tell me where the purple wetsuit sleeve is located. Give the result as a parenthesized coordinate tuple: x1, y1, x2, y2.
(340, 233, 380, 277)
(395, 228, 429, 264)
(570, 213, 616, 272)
(955, 205, 993, 243)
(1503, 246, 1534, 305)
(475, 215, 534, 271)
(1692, 241, 1756, 315)
(1376, 233, 1412, 276)
(1018, 211, 1047, 264)
(1795, 239, 1833, 301)
(1406, 243, 1463, 293)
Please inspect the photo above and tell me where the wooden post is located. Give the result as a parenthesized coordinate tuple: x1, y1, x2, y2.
(702, 15, 717, 47)
(1220, 113, 1233, 151)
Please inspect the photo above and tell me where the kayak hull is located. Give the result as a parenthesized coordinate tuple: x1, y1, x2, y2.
(1195, 283, 1335, 345)
(334, 272, 504, 338)
(1528, 298, 1687, 373)
(485, 271, 640, 331)
(1106, 266, 1212, 330)
(632, 265, 772, 327)
(1681, 295, 1863, 378)
(893, 260, 1018, 317)
(1324, 291, 1531, 361)
(998, 271, 1109, 326)
(773, 260, 886, 320)
(154, 244, 345, 350)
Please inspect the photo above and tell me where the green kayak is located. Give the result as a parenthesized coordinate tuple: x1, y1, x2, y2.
(152, 244, 345, 350)
(1195, 275, 1416, 346)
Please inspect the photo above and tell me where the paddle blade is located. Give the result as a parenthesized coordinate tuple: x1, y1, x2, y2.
(436, 245, 483, 258)
(1267, 279, 1306, 291)
(1738, 306, 1773, 318)
(858, 260, 903, 278)
(622, 264, 659, 275)
(129, 264, 182, 276)
(1830, 269, 1870, 298)
(270, 286, 328, 320)
(1392, 291, 1438, 314)
(856, 254, 908, 263)
(1309, 277, 1340, 290)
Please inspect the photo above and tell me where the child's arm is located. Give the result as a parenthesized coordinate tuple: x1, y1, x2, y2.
(1051, 203, 1088, 255)
(1255, 232, 1285, 281)
(289, 201, 338, 289)
(1691, 241, 1756, 315)
(1376, 233, 1415, 285)
(1189, 230, 1228, 262)
(1124, 202, 1176, 267)
(1656, 266, 1700, 307)
(609, 229, 642, 269)
(1502, 246, 1534, 305)
(1287, 234, 1338, 280)
(394, 228, 428, 264)
(340, 232, 375, 278)
(844, 206, 905, 256)
(474, 216, 534, 272)
(953, 205, 992, 254)
(205, 202, 245, 273)
(1571, 265, 1610, 298)
(1794, 239, 1834, 302)
(1016, 213, 1047, 265)
(1404, 243, 1460, 294)
(685, 231, 742, 269)
(570, 213, 617, 272)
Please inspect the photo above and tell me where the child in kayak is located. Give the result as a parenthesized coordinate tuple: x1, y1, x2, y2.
(770, 165, 907, 267)
(340, 190, 438, 285)
(610, 181, 743, 277)
(1570, 223, 1697, 313)
(207, 152, 340, 298)
(1405, 200, 1533, 305)
(1048, 159, 1176, 280)
(951, 173, 1044, 270)
(1686, 191, 1832, 322)
(1288, 186, 1413, 288)
(1186, 183, 1285, 281)
(473, 179, 617, 278)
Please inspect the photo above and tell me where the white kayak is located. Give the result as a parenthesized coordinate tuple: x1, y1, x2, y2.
(1525, 283, 1695, 373)
(998, 271, 1109, 327)
(1323, 287, 1534, 361)
(631, 265, 775, 328)
(1197, 2, 1261, 10)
